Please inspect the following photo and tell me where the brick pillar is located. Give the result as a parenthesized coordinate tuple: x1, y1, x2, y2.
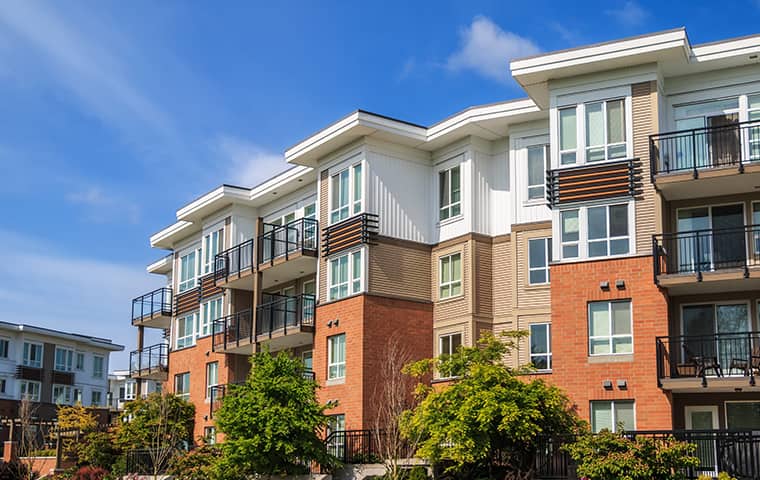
(2, 440, 17, 462)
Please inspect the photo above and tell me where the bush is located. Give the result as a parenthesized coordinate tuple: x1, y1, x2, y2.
(167, 445, 220, 480)
(698, 474, 736, 480)
(74, 431, 120, 471)
(0, 461, 32, 480)
(70, 466, 108, 480)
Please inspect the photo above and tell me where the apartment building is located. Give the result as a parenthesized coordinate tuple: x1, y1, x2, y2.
(0, 321, 123, 419)
(133, 28, 760, 442)
(107, 369, 160, 411)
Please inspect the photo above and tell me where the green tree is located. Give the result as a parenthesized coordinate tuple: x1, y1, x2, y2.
(566, 430, 700, 480)
(213, 347, 336, 478)
(400, 332, 583, 478)
(167, 445, 220, 480)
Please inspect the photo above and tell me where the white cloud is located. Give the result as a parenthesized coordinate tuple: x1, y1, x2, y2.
(447, 16, 541, 83)
(0, 230, 165, 369)
(605, 1, 649, 27)
(65, 186, 141, 224)
(215, 135, 288, 187)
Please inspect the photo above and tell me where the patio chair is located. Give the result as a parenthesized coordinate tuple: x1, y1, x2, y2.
(682, 343, 722, 378)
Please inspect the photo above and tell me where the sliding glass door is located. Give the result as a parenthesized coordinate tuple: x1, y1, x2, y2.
(676, 204, 745, 272)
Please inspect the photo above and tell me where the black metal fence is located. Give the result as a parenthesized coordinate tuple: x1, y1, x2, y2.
(258, 218, 319, 265)
(650, 119, 760, 178)
(131, 287, 172, 322)
(653, 224, 760, 279)
(255, 293, 316, 338)
(125, 448, 177, 475)
(211, 309, 254, 351)
(214, 238, 255, 283)
(129, 343, 169, 377)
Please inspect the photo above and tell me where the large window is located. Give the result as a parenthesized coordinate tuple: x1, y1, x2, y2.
(23, 342, 43, 368)
(76, 352, 85, 371)
(53, 385, 73, 405)
(558, 203, 631, 260)
(439, 165, 462, 221)
(91, 390, 103, 406)
(438, 332, 462, 378)
(327, 334, 346, 380)
(328, 249, 363, 301)
(439, 253, 462, 299)
(0, 339, 8, 358)
(201, 297, 223, 337)
(591, 400, 635, 433)
(206, 362, 218, 399)
(176, 313, 198, 349)
(527, 145, 549, 200)
(93, 355, 104, 379)
(589, 300, 633, 355)
(726, 402, 760, 430)
(203, 229, 222, 274)
(179, 249, 200, 293)
(560, 210, 580, 259)
(55, 347, 74, 372)
(559, 107, 578, 165)
(175, 372, 190, 401)
(528, 238, 551, 285)
(330, 163, 363, 224)
(20, 380, 41, 402)
(326, 414, 346, 458)
(558, 99, 628, 165)
(530, 323, 552, 371)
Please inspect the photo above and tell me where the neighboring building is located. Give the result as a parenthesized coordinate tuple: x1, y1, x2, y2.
(132, 28, 760, 441)
(107, 369, 160, 411)
(0, 321, 124, 419)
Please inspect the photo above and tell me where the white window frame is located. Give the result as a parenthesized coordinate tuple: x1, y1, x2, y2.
(91, 390, 103, 406)
(20, 380, 41, 402)
(591, 400, 636, 433)
(175, 372, 190, 401)
(124, 381, 136, 401)
(588, 300, 633, 356)
(203, 229, 223, 275)
(329, 161, 363, 225)
(0, 377, 6, 395)
(438, 165, 462, 221)
(75, 352, 85, 371)
(179, 248, 201, 293)
(176, 312, 198, 349)
(22, 342, 43, 368)
(327, 334, 346, 380)
(205, 362, 218, 399)
(528, 238, 552, 285)
(328, 248, 364, 301)
(200, 297, 223, 338)
(584, 98, 628, 163)
(0, 338, 8, 359)
(526, 144, 549, 202)
(92, 355, 104, 379)
(554, 200, 635, 262)
(439, 332, 462, 357)
(438, 253, 463, 300)
(55, 347, 74, 372)
(53, 384, 73, 405)
(204, 426, 217, 445)
(529, 323, 552, 371)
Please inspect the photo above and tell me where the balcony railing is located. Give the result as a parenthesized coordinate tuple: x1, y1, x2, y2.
(653, 224, 760, 280)
(214, 239, 255, 283)
(131, 287, 172, 323)
(650, 119, 760, 178)
(256, 293, 316, 338)
(212, 309, 254, 352)
(656, 331, 760, 385)
(129, 344, 169, 378)
(258, 218, 319, 266)
(210, 374, 312, 418)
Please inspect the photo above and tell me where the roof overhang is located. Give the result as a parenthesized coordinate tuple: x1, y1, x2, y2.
(176, 184, 251, 222)
(146, 254, 173, 275)
(0, 322, 124, 351)
(150, 220, 196, 249)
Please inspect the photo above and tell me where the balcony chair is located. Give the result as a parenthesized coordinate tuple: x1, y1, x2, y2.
(680, 343, 723, 378)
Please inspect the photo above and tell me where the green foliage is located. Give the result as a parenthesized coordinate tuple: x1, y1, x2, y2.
(167, 445, 220, 480)
(400, 332, 583, 477)
(698, 474, 736, 480)
(70, 466, 108, 480)
(566, 430, 700, 480)
(363, 467, 430, 480)
(74, 431, 120, 471)
(0, 461, 32, 480)
(213, 347, 337, 477)
(114, 392, 195, 451)
(56, 404, 98, 433)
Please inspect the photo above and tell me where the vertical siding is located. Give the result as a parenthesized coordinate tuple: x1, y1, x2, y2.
(632, 81, 658, 254)
(368, 240, 431, 302)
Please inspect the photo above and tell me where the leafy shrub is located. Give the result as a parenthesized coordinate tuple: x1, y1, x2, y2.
(167, 445, 220, 480)
(74, 431, 120, 471)
(698, 474, 737, 480)
(0, 461, 32, 480)
(70, 466, 108, 480)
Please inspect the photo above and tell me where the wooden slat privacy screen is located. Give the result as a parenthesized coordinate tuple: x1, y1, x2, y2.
(201, 273, 223, 300)
(175, 288, 200, 316)
(322, 213, 379, 257)
(547, 158, 641, 207)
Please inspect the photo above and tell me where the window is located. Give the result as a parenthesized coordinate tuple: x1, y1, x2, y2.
(23, 342, 42, 368)
(205, 362, 218, 399)
(530, 324, 552, 371)
(76, 352, 85, 371)
(330, 163, 363, 224)
(439, 333, 462, 357)
(559, 107, 577, 165)
(91, 390, 103, 407)
(93, 355, 104, 378)
(588, 204, 630, 257)
(304, 202, 317, 247)
(201, 297, 223, 337)
(726, 402, 760, 430)
(204, 426, 217, 445)
(591, 400, 635, 433)
(328, 250, 363, 301)
(55, 347, 74, 372)
(53, 385, 73, 405)
(528, 238, 551, 285)
(326, 414, 346, 457)
(124, 381, 136, 401)
(176, 313, 198, 349)
(203, 229, 222, 274)
(0, 339, 8, 358)
(560, 210, 579, 259)
(585, 99, 627, 162)
(438, 253, 462, 299)
(0, 378, 6, 394)
(327, 334, 346, 380)
(439, 165, 461, 221)
(589, 301, 632, 355)
(20, 380, 41, 402)
(179, 249, 200, 293)
(750, 95, 760, 161)
(175, 373, 190, 401)
(527, 145, 549, 200)
(302, 350, 313, 371)
(74, 389, 82, 404)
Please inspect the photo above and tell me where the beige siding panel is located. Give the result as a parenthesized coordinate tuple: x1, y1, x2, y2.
(368, 240, 431, 302)
(432, 240, 471, 322)
(474, 239, 493, 317)
(491, 239, 514, 318)
(632, 81, 658, 254)
(515, 229, 552, 310)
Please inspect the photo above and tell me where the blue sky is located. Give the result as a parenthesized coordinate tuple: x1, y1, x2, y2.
(1, 0, 758, 369)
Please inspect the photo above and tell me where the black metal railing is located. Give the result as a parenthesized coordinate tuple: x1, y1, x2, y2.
(653, 224, 760, 280)
(255, 293, 316, 338)
(324, 430, 388, 465)
(125, 448, 178, 475)
(303, 369, 315, 381)
(650, 119, 760, 179)
(656, 331, 760, 385)
(129, 344, 169, 378)
(211, 309, 254, 352)
(534, 435, 574, 479)
(258, 218, 319, 266)
(131, 287, 172, 323)
(214, 239, 255, 283)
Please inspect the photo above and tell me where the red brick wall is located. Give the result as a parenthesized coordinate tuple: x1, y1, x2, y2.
(550, 255, 673, 430)
(314, 294, 433, 430)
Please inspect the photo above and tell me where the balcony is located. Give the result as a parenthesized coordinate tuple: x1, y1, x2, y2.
(653, 225, 760, 294)
(208, 382, 244, 418)
(656, 331, 760, 391)
(129, 344, 169, 381)
(214, 239, 255, 290)
(131, 287, 172, 328)
(256, 294, 315, 352)
(212, 309, 254, 355)
(257, 218, 318, 289)
(650, 120, 760, 200)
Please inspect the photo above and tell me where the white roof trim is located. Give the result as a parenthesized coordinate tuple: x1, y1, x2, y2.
(427, 98, 539, 142)
(176, 185, 250, 221)
(249, 165, 313, 200)
(146, 255, 172, 274)
(691, 35, 760, 62)
(150, 220, 194, 248)
(0, 321, 124, 351)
